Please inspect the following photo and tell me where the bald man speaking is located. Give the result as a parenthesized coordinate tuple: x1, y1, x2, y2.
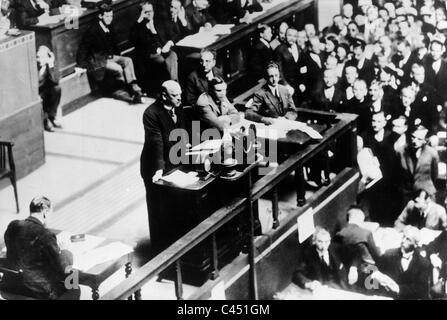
(140, 80, 190, 251)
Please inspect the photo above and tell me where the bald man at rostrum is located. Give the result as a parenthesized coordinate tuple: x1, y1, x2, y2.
(140, 80, 190, 252)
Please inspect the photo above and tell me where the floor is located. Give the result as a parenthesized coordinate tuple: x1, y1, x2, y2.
(0, 96, 303, 300)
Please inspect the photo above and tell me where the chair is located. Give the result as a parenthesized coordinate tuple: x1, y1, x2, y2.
(0, 140, 19, 213)
(0, 258, 36, 300)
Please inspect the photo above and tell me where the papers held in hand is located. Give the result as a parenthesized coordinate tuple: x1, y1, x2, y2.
(160, 170, 200, 187)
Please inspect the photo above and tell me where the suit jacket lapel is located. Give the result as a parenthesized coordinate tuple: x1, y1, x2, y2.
(265, 87, 282, 116)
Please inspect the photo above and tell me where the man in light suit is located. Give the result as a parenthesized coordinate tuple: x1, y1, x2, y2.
(245, 62, 296, 124)
(395, 189, 447, 231)
(396, 126, 439, 204)
(195, 77, 240, 131)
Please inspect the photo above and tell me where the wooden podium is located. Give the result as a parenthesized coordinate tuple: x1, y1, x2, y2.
(0, 31, 45, 186)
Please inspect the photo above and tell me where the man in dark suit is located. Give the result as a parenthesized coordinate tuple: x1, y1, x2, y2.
(345, 38, 375, 86)
(184, 49, 222, 106)
(335, 207, 381, 268)
(292, 227, 348, 291)
(358, 111, 402, 224)
(140, 80, 189, 252)
(425, 40, 447, 105)
(406, 63, 441, 136)
(391, 38, 419, 86)
(184, 0, 216, 33)
(15, 0, 63, 28)
(274, 27, 312, 107)
(210, 0, 262, 24)
(335, 207, 381, 292)
(76, 4, 142, 103)
(1, 196, 79, 300)
(247, 24, 273, 81)
(394, 189, 447, 231)
(245, 62, 296, 124)
(130, 2, 178, 93)
(37, 45, 62, 132)
(157, 0, 191, 45)
(304, 69, 345, 112)
(373, 226, 431, 300)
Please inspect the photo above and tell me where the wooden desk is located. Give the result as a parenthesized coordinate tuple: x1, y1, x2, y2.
(0, 230, 136, 300)
(21, 0, 141, 79)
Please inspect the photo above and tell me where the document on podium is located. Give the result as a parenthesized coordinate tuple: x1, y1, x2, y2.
(160, 170, 200, 187)
(176, 33, 219, 48)
(36, 14, 65, 25)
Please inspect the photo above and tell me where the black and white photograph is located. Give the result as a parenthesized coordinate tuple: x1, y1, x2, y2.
(0, 0, 446, 304)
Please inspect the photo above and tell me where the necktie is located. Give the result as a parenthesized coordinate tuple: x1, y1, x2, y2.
(168, 109, 177, 124)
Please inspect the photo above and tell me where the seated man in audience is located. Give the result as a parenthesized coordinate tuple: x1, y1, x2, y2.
(292, 227, 348, 291)
(37, 45, 62, 132)
(184, 48, 222, 106)
(394, 189, 447, 231)
(245, 62, 296, 124)
(0, 196, 79, 300)
(395, 125, 439, 204)
(15, 0, 64, 28)
(345, 38, 375, 86)
(195, 77, 240, 132)
(212, 0, 262, 24)
(157, 0, 191, 46)
(185, 0, 215, 33)
(76, 4, 143, 103)
(371, 226, 431, 300)
(130, 2, 178, 92)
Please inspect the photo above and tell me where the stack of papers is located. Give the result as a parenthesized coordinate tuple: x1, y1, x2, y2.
(160, 170, 199, 187)
(57, 231, 105, 257)
(36, 14, 65, 25)
(176, 33, 218, 48)
(231, 119, 322, 141)
(419, 228, 442, 246)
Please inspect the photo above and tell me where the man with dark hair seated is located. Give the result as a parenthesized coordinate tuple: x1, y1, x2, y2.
(37, 45, 63, 132)
(394, 189, 447, 231)
(1, 196, 79, 300)
(130, 1, 178, 93)
(76, 3, 142, 103)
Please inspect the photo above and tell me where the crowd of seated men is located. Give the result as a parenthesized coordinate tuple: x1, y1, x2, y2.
(286, 0, 447, 300)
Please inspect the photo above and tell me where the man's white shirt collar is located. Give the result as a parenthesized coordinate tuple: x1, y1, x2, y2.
(99, 21, 110, 33)
(433, 59, 442, 73)
(260, 38, 270, 48)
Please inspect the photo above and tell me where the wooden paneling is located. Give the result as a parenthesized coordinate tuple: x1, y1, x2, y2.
(0, 32, 45, 189)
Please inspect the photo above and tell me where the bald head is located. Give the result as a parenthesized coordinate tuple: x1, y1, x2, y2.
(161, 80, 182, 108)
